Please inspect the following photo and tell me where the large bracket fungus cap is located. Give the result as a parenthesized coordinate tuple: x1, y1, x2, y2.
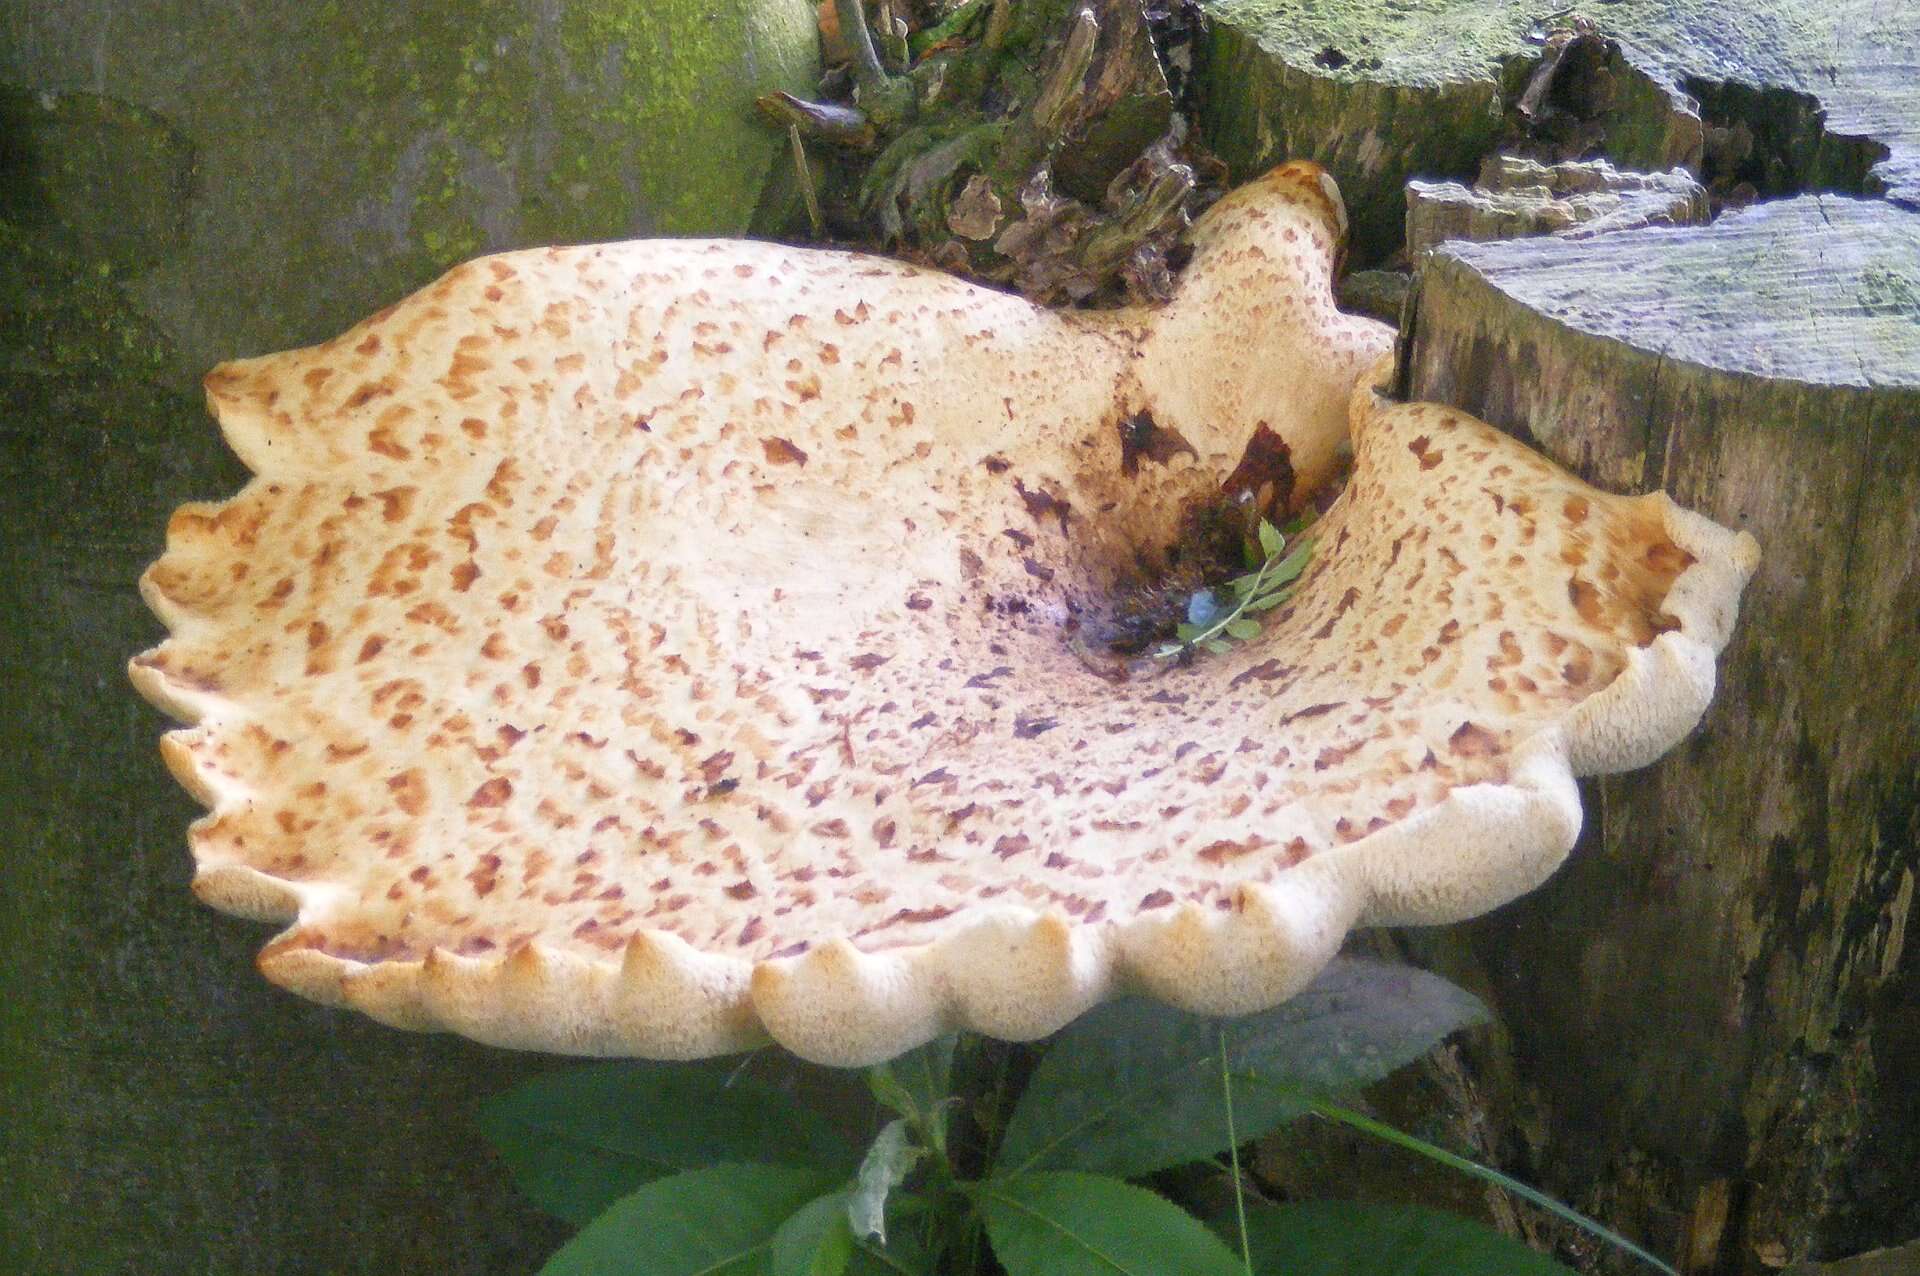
(131, 163, 1758, 1065)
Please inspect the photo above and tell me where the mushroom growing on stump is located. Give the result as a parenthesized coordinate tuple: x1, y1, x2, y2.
(129, 163, 1758, 1066)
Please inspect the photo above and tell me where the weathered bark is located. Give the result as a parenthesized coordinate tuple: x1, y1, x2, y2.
(1397, 196, 1920, 1274)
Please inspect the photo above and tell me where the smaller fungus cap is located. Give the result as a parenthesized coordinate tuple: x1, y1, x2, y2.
(131, 164, 1759, 1065)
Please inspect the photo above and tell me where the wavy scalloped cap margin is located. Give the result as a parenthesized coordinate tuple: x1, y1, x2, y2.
(128, 164, 1757, 1065)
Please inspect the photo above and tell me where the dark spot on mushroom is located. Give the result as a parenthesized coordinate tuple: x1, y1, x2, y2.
(1139, 889, 1175, 910)
(468, 776, 513, 807)
(1221, 423, 1296, 520)
(1197, 838, 1260, 865)
(1228, 659, 1295, 689)
(1449, 722, 1501, 757)
(1279, 701, 1343, 726)
(993, 834, 1031, 859)
(1117, 410, 1198, 478)
(1568, 577, 1607, 626)
(1012, 478, 1072, 536)
(1013, 715, 1058, 739)
(1312, 587, 1362, 641)
(762, 436, 809, 466)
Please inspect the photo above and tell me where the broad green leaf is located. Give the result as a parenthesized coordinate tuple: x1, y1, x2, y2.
(1203, 638, 1234, 654)
(1258, 519, 1284, 557)
(980, 1172, 1246, 1276)
(1174, 622, 1205, 642)
(479, 1060, 858, 1224)
(850, 1120, 922, 1243)
(773, 1191, 857, 1276)
(1233, 1200, 1578, 1276)
(994, 957, 1486, 1180)
(541, 1164, 837, 1276)
(1225, 617, 1261, 640)
(1244, 593, 1287, 615)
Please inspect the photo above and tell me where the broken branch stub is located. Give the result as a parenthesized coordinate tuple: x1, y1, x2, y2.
(130, 164, 1757, 1065)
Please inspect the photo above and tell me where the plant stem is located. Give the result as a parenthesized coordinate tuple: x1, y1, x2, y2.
(1219, 1028, 1253, 1276)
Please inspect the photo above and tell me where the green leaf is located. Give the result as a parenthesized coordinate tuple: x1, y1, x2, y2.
(1232, 1200, 1579, 1276)
(1174, 622, 1205, 642)
(1258, 519, 1284, 558)
(1267, 547, 1310, 586)
(853, 1227, 934, 1276)
(993, 957, 1486, 1180)
(1203, 639, 1234, 654)
(541, 1164, 838, 1276)
(479, 1061, 860, 1224)
(1224, 617, 1261, 640)
(1243, 593, 1288, 615)
(850, 1120, 922, 1244)
(980, 1172, 1246, 1276)
(773, 1191, 857, 1276)
(868, 1034, 957, 1151)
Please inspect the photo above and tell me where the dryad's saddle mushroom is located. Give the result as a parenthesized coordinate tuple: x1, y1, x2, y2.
(131, 164, 1758, 1065)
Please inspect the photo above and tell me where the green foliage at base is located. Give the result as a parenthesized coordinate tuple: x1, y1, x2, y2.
(479, 957, 1671, 1275)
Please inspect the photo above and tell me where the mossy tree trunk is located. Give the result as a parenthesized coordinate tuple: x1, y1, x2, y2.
(0, 2, 816, 1271)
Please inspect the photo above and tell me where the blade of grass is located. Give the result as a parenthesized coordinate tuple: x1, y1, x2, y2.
(1219, 1028, 1253, 1276)
(1273, 1090, 1676, 1276)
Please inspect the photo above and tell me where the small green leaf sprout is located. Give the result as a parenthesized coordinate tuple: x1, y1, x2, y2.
(1152, 518, 1310, 661)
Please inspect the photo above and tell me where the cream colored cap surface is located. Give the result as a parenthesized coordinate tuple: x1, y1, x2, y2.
(130, 164, 1757, 1065)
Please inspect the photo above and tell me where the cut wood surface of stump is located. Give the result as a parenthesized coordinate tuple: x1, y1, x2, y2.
(1403, 196, 1920, 1272)
(1200, 0, 1920, 265)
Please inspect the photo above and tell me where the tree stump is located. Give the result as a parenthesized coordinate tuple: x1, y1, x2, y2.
(1398, 196, 1920, 1273)
(1198, 0, 1919, 267)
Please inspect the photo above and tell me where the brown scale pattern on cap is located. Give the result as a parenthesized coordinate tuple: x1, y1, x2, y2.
(130, 163, 1759, 1064)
